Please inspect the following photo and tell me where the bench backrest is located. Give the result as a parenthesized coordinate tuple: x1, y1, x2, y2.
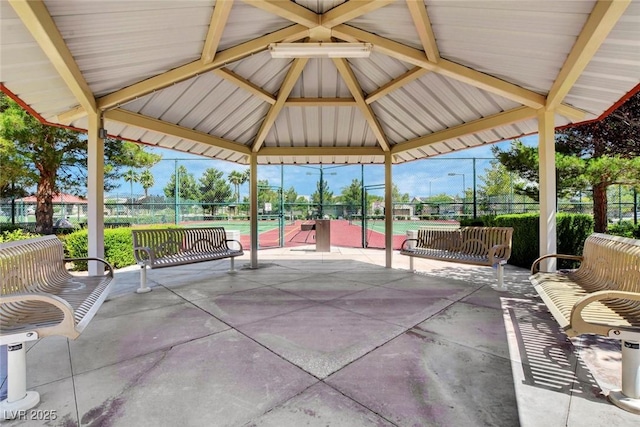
(0, 235, 67, 295)
(416, 227, 513, 257)
(416, 229, 461, 251)
(460, 227, 513, 258)
(572, 233, 640, 293)
(132, 227, 231, 260)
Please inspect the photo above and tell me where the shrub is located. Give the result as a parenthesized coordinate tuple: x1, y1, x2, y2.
(469, 213, 593, 269)
(65, 228, 135, 270)
(0, 229, 40, 243)
(609, 221, 640, 239)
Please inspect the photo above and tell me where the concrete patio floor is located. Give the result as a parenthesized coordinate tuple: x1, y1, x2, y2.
(3, 246, 638, 426)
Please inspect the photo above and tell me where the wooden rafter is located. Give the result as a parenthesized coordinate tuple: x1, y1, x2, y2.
(333, 58, 390, 151)
(285, 98, 356, 107)
(9, 0, 97, 114)
(258, 146, 384, 157)
(97, 25, 309, 111)
(321, 0, 396, 28)
(201, 0, 234, 64)
(546, 0, 631, 110)
(252, 58, 308, 152)
(105, 109, 251, 155)
(213, 68, 276, 104)
(332, 24, 546, 109)
(241, 0, 319, 28)
(405, 0, 439, 62)
(366, 67, 429, 104)
(392, 106, 537, 155)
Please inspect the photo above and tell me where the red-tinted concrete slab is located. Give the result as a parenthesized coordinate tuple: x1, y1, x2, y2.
(326, 330, 520, 426)
(238, 305, 405, 378)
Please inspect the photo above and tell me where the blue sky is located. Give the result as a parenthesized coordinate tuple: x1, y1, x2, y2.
(115, 135, 539, 199)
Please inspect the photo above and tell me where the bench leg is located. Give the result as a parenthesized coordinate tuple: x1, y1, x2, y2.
(609, 340, 640, 414)
(409, 256, 414, 272)
(0, 342, 40, 419)
(497, 262, 506, 290)
(229, 257, 237, 273)
(136, 264, 152, 294)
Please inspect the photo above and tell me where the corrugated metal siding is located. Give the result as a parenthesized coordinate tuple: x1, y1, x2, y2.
(294, 0, 346, 14)
(348, 2, 423, 50)
(290, 59, 351, 98)
(46, 0, 213, 97)
(258, 154, 385, 165)
(218, 1, 295, 51)
(265, 106, 377, 147)
(225, 51, 291, 95)
(565, 0, 640, 115)
(348, 52, 412, 95)
(426, 0, 595, 95)
(0, 2, 78, 119)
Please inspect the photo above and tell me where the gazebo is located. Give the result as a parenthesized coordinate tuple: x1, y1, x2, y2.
(1, 0, 639, 272)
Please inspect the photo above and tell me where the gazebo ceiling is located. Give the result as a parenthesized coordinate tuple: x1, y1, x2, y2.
(1, 0, 639, 165)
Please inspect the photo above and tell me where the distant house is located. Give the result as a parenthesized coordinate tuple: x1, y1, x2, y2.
(18, 193, 87, 216)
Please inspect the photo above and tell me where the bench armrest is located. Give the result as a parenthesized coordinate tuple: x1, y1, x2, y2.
(530, 254, 583, 274)
(400, 239, 418, 251)
(132, 246, 155, 265)
(64, 257, 114, 277)
(225, 239, 244, 252)
(488, 244, 512, 265)
(0, 292, 77, 337)
(570, 290, 640, 336)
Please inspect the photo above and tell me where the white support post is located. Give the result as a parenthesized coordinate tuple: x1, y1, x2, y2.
(538, 109, 557, 273)
(87, 111, 105, 276)
(0, 343, 40, 419)
(609, 340, 640, 414)
(136, 264, 151, 294)
(229, 257, 236, 273)
(496, 260, 506, 290)
(250, 153, 258, 269)
(384, 152, 393, 269)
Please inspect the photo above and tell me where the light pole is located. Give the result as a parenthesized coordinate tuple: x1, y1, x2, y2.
(448, 173, 466, 214)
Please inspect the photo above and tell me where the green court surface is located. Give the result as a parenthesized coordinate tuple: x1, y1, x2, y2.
(181, 220, 281, 235)
(363, 219, 460, 235)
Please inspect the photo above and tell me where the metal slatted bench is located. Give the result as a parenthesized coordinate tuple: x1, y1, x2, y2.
(131, 227, 243, 294)
(400, 227, 513, 287)
(0, 235, 114, 418)
(530, 233, 640, 414)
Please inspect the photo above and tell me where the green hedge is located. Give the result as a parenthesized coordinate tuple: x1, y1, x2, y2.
(609, 221, 640, 239)
(461, 213, 594, 269)
(65, 228, 135, 270)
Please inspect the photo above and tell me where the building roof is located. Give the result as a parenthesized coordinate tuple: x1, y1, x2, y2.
(18, 193, 87, 204)
(1, 1, 638, 165)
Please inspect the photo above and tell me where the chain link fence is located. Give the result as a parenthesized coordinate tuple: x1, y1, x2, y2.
(2, 158, 637, 248)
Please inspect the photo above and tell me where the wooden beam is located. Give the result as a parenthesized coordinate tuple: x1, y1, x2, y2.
(56, 105, 86, 126)
(241, 0, 319, 28)
(366, 67, 428, 104)
(98, 25, 309, 110)
(258, 146, 384, 157)
(321, 0, 396, 28)
(213, 68, 276, 104)
(332, 24, 547, 109)
(201, 0, 234, 64)
(392, 106, 537, 154)
(104, 109, 251, 155)
(252, 58, 308, 152)
(556, 103, 587, 122)
(333, 58, 390, 151)
(285, 98, 356, 106)
(9, 0, 97, 114)
(405, 0, 439, 62)
(546, 0, 630, 110)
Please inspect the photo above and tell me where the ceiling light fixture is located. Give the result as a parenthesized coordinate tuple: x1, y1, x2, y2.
(268, 42, 372, 59)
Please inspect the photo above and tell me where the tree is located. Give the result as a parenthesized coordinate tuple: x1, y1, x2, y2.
(392, 184, 410, 202)
(311, 177, 333, 217)
(123, 169, 139, 202)
(228, 169, 249, 203)
(284, 186, 297, 204)
(139, 169, 155, 198)
(199, 168, 232, 215)
(0, 94, 160, 233)
(339, 179, 362, 216)
(164, 165, 200, 202)
(494, 91, 640, 232)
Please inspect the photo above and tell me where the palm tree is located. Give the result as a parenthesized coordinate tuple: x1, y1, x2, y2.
(123, 169, 139, 203)
(139, 169, 155, 198)
(228, 169, 249, 203)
